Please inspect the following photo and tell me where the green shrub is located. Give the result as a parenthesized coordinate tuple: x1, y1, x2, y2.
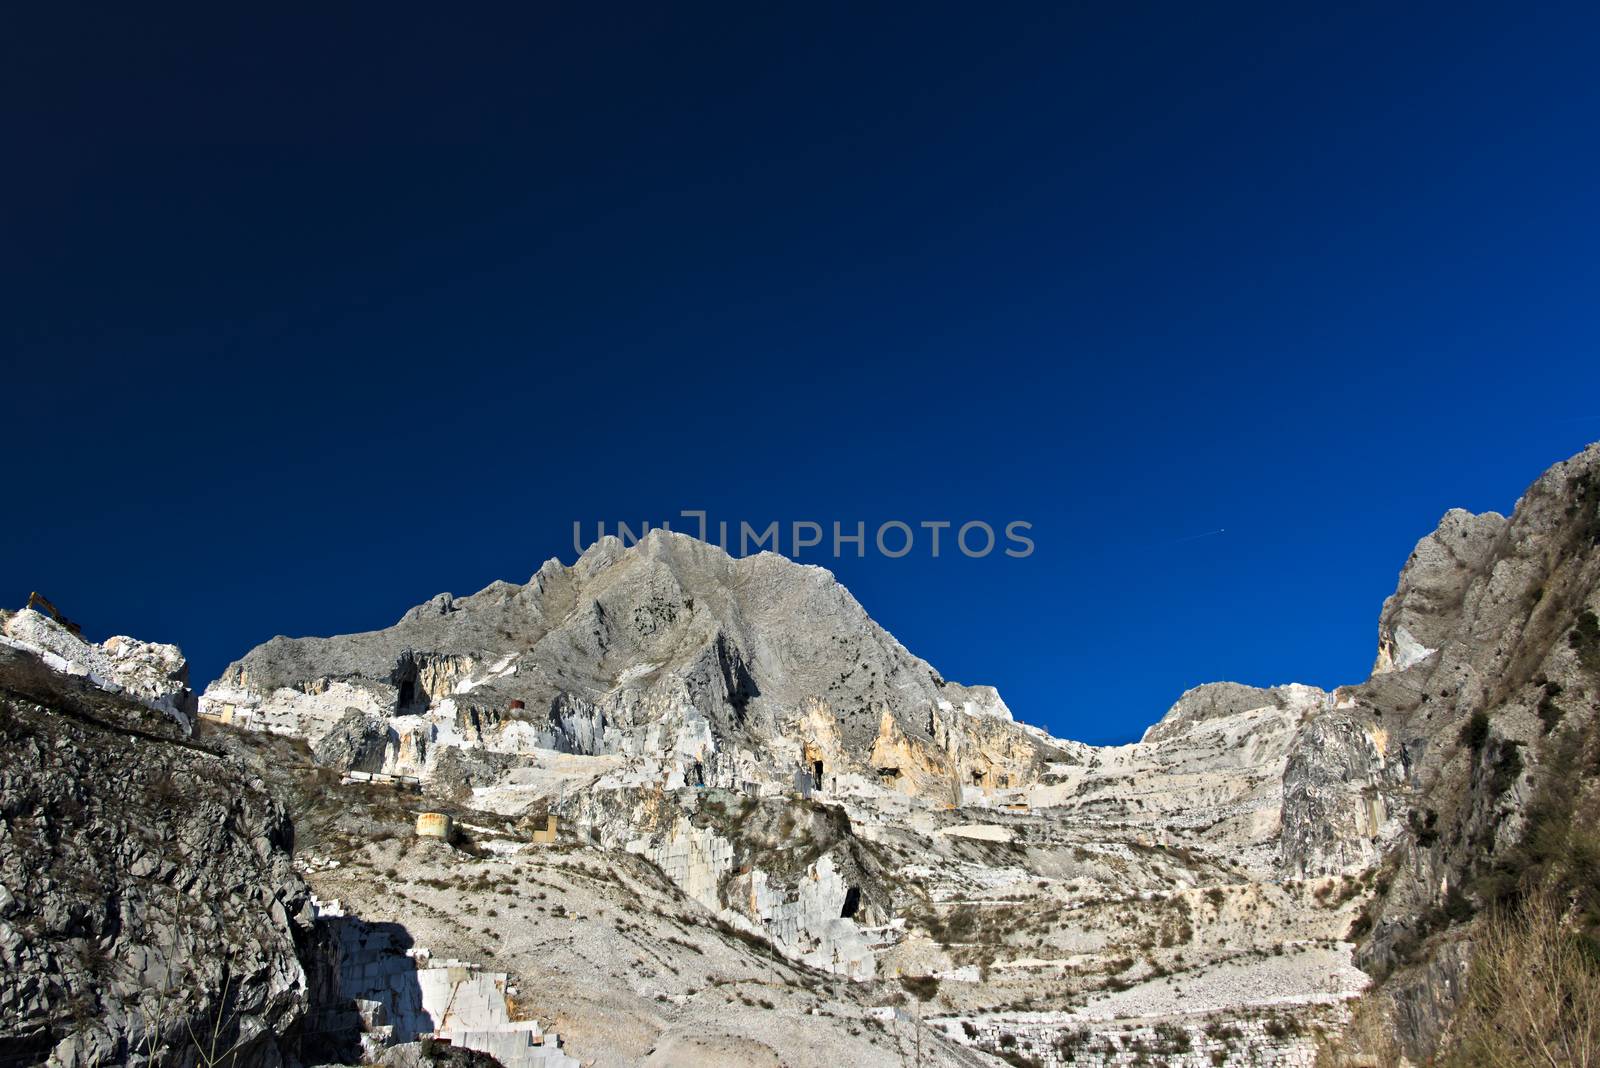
(1537, 681, 1565, 734)
(1474, 719, 1600, 952)
(1487, 739, 1524, 797)
(1408, 808, 1441, 848)
(1571, 610, 1600, 674)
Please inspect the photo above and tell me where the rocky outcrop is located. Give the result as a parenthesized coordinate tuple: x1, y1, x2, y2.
(1141, 682, 1290, 745)
(203, 531, 1069, 800)
(1279, 709, 1406, 878)
(312, 708, 392, 774)
(1337, 443, 1600, 1059)
(562, 784, 888, 977)
(1370, 508, 1507, 676)
(0, 609, 197, 728)
(0, 642, 317, 1067)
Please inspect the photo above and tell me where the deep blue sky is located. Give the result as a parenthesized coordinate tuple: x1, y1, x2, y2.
(5, 4, 1598, 743)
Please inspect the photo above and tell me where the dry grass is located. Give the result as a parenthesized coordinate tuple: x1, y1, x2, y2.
(1443, 894, 1600, 1068)
(1322, 893, 1600, 1068)
(1315, 993, 1404, 1068)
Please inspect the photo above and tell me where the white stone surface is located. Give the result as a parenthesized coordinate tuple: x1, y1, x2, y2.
(316, 907, 578, 1068)
(1, 609, 194, 727)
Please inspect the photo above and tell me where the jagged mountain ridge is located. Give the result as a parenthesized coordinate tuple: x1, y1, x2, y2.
(10, 444, 1596, 1066)
(191, 500, 1399, 1019)
(206, 530, 1066, 800)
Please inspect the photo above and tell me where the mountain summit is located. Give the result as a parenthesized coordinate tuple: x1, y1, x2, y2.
(205, 529, 1058, 802)
(5, 446, 1597, 1066)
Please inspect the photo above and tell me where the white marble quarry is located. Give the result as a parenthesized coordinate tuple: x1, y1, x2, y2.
(315, 904, 577, 1067)
(746, 854, 876, 978)
(190, 527, 1476, 1056)
(199, 678, 391, 740)
(421, 969, 577, 1067)
(1, 608, 195, 727)
(626, 815, 735, 912)
(937, 823, 1013, 843)
(624, 816, 877, 976)
(452, 1023, 575, 1067)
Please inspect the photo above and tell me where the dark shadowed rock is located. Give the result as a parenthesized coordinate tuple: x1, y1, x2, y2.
(312, 708, 392, 774)
(0, 644, 321, 1068)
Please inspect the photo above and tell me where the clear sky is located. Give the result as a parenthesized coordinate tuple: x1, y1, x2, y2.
(5, 3, 1599, 742)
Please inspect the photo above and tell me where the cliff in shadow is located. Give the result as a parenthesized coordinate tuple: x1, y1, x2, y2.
(0, 641, 333, 1067)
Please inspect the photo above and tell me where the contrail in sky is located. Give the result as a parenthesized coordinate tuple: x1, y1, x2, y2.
(1169, 528, 1226, 544)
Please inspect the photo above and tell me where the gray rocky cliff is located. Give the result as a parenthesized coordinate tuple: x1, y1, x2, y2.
(1140, 682, 1290, 745)
(204, 529, 1067, 801)
(0, 641, 324, 1068)
(1278, 708, 1408, 879)
(39, 441, 1585, 1067)
(1332, 442, 1600, 1060)
(311, 708, 391, 775)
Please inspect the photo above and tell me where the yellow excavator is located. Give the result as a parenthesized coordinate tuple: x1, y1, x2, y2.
(25, 591, 83, 636)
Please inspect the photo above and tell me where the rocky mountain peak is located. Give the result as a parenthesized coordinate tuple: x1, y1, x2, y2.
(1372, 507, 1508, 676)
(1140, 681, 1299, 745)
(203, 528, 1066, 807)
(14, 447, 1600, 1067)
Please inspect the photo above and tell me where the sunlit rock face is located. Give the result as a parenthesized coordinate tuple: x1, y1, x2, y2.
(139, 444, 1600, 1063)
(0, 608, 197, 726)
(0, 641, 313, 1067)
(1336, 443, 1600, 1061)
(1280, 710, 1407, 879)
(1371, 508, 1506, 677)
(202, 529, 1067, 802)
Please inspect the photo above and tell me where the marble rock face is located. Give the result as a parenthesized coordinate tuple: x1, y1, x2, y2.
(201, 530, 1069, 802)
(13, 445, 1597, 1065)
(1, 608, 197, 726)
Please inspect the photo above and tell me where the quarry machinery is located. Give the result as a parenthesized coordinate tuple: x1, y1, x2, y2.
(25, 591, 83, 636)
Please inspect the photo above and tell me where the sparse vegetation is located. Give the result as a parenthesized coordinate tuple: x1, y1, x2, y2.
(1474, 718, 1600, 950)
(1151, 1021, 1191, 1052)
(1537, 680, 1566, 734)
(1571, 609, 1600, 674)
(1459, 710, 1490, 753)
(1442, 894, 1600, 1067)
